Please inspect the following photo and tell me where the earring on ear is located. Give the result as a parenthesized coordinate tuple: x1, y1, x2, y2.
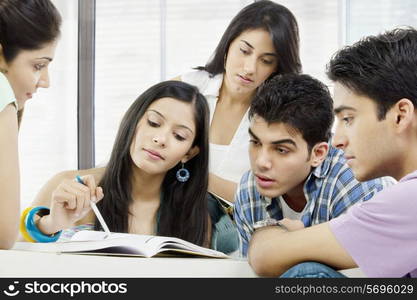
(176, 162, 190, 182)
(0, 67, 7, 74)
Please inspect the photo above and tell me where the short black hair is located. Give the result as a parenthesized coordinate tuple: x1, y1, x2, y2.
(327, 27, 417, 120)
(199, 0, 301, 77)
(249, 74, 334, 151)
(0, 0, 62, 62)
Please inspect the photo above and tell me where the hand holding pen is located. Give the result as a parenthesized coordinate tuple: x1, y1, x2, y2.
(36, 174, 105, 235)
(75, 175, 111, 237)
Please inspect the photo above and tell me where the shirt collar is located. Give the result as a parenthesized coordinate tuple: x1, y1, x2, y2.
(0, 72, 16, 105)
(262, 193, 284, 207)
(399, 170, 417, 182)
(205, 73, 223, 98)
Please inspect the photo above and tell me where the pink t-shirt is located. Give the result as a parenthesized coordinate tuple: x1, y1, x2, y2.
(329, 170, 417, 277)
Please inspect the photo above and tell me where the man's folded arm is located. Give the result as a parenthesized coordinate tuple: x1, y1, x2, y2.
(248, 222, 357, 277)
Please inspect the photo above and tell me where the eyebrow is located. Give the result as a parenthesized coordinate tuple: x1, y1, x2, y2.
(248, 128, 297, 147)
(36, 57, 53, 62)
(241, 40, 277, 57)
(334, 105, 357, 114)
(148, 109, 194, 134)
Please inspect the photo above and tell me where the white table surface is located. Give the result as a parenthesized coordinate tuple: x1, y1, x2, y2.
(0, 250, 364, 278)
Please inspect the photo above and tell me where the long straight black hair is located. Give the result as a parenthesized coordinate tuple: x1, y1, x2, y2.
(0, 0, 62, 62)
(95, 81, 210, 246)
(198, 0, 301, 77)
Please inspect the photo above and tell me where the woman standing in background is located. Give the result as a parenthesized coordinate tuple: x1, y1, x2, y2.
(175, 0, 301, 253)
(177, 0, 301, 202)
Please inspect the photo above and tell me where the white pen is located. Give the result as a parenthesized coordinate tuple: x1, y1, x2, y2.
(75, 175, 111, 238)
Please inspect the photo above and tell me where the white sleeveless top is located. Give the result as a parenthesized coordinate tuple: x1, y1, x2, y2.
(0, 72, 16, 112)
(181, 69, 251, 183)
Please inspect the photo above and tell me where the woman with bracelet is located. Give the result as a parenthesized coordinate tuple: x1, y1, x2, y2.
(21, 81, 217, 249)
(0, 0, 62, 249)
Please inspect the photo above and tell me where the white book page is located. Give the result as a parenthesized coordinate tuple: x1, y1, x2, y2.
(13, 231, 228, 258)
(71, 231, 228, 257)
(70, 231, 159, 257)
(71, 230, 137, 241)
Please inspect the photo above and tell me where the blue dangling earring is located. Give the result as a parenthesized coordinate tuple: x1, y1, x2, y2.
(176, 163, 190, 182)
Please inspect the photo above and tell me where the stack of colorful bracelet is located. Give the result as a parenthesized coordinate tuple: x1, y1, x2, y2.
(20, 206, 62, 243)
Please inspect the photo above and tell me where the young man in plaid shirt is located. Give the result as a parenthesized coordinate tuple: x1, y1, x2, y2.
(233, 74, 394, 257)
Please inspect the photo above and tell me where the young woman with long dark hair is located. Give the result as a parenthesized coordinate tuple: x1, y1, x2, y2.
(23, 81, 213, 247)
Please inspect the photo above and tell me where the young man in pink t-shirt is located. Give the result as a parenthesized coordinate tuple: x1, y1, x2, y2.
(247, 27, 417, 278)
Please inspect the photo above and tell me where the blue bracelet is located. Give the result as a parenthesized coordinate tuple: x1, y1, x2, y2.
(25, 206, 62, 243)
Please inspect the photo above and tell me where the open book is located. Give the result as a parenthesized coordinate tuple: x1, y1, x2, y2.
(13, 230, 228, 259)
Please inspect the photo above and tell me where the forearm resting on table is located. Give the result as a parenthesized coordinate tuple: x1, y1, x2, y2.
(208, 173, 237, 203)
(248, 223, 357, 277)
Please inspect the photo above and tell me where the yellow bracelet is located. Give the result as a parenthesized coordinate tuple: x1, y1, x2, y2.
(19, 207, 35, 242)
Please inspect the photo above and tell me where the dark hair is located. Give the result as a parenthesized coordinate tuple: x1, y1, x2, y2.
(96, 81, 210, 246)
(0, 0, 62, 62)
(327, 27, 417, 120)
(249, 74, 334, 151)
(198, 0, 301, 77)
